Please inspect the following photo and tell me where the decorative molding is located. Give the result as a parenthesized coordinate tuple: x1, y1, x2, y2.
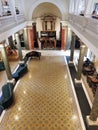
(68, 14, 98, 58)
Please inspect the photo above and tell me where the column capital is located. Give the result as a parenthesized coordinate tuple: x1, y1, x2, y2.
(15, 33, 19, 37)
(0, 44, 4, 48)
(80, 44, 86, 48)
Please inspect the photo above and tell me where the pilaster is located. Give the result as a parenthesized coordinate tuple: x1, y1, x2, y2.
(28, 26, 34, 50)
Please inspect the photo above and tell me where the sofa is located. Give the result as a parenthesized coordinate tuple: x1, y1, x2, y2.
(23, 55, 29, 64)
(12, 63, 28, 81)
(0, 83, 14, 109)
(25, 51, 41, 60)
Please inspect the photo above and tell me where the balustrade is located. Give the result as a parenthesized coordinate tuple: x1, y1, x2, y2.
(16, 14, 25, 23)
(0, 14, 25, 33)
(0, 16, 16, 32)
(68, 13, 98, 60)
(68, 14, 98, 38)
(0, 0, 25, 33)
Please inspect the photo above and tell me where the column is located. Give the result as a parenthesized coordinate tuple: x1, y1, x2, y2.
(61, 26, 68, 50)
(8, 35, 14, 49)
(69, 32, 76, 63)
(28, 27, 34, 50)
(0, 44, 12, 80)
(86, 87, 98, 128)
(23, 27, 29, 50)
(89, 87, 98, 121)
(15, 33, 23, 62)
(76, 44, 87, 81)
(66, 27, 72, 50)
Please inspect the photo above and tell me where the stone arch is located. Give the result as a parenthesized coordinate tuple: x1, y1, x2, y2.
(28, 0, 67, 20)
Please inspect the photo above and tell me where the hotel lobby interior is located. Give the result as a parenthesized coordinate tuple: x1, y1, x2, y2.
(0, 0, 98, 130)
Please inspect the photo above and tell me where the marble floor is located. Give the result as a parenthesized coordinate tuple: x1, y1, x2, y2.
(0, 50, 85, 130)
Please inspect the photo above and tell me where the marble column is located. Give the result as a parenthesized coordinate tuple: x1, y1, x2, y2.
(8, 35, 14, 49)
(70, 32, 76, 62)
(23, 27, 29, 50)
(0, 44, 12, 80)
(15, 33, 23, 61)
(76, 44, 87, 80)
(89, 87, 98, 121)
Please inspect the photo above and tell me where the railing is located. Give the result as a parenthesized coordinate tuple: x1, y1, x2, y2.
(68, 13, 98, 58)
(0, 13, 25, 33)
(68, 14, 98, 38)
(16, 14, 25, 24)
(86, 18, 98, 36)
(0, 15, 16, 33)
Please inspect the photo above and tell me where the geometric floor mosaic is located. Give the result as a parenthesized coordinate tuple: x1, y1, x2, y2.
(0, 56, 83, 130)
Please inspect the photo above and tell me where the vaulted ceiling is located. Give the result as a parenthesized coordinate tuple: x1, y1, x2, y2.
(23, 0, 69, 20)
(32, 2, 62, 19)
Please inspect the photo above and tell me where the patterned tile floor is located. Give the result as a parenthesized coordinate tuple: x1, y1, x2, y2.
(0, 53, 83, 130)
